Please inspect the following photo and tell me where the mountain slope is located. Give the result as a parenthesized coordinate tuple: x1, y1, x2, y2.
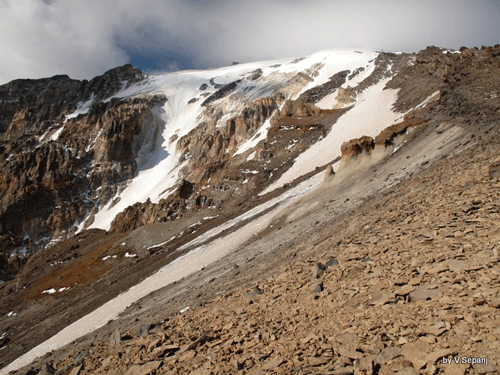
(1, 48, 412, 278)
(1, 44, 499, 374)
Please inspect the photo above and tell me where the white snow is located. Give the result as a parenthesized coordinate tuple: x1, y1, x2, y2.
(83, 48, 380, 231)
(124, 252, 137, 258)
(179, 306, 190, 314)
(7, 311, 17, 317)
(412, 91, 440, 111)
(50, 126, 65, 141)
(42, 287, 70, 295)
(241, 169, 259, 174)
(38, 129, 50, 143)
(262, 78, 401, 195)
(316, 61, 376, 109)
(146, 236, 176, 249)
(65, 95, 95, 121)
(203, 215, 218, 220)
(291, 49, 378, 100)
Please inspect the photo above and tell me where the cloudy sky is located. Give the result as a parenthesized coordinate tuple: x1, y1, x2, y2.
(1, 0, 499, 84)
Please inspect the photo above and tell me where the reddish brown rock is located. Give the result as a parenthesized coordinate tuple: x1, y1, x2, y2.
(340, 136, 375, 160)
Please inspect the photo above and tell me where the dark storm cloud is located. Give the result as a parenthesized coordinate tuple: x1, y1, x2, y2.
(0, 0, 498, 84)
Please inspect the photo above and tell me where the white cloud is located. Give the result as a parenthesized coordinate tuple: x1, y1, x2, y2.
(0, 0, 498, 84)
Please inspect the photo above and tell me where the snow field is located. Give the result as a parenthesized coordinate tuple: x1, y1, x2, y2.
(89, 49, 378, 230)
(261, 77, 401, 195)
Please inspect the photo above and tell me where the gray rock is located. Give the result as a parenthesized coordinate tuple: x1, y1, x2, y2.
(312, 263, 326, 279)
(39, 363, 56, 375)
(68, 365, 82, 375)
(73, 350, 89, 366)
(376, 346, 403, 364)
(110, 328, 121, 345)
(246, 287, 264, 300)
(323, 165, 335, 183)
(409, 283, 444, 301)
(312, 283, 324, 293)
(124, 361, 161, 375)
(137, 323, 154, 337)
(325, 257, 339, 267)
(488, 161, 500, 179)
(474, 363, 498, 374)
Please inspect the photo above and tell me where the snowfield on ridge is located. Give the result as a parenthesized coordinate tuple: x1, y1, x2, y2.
(88, 48, 379, 230)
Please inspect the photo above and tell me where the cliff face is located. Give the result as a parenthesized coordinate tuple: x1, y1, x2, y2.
(0, 65, 169, 273)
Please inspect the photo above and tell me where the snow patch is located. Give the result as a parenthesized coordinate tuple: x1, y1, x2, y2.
(412, 91, 440, 111)
(65, 95, 95, 121)
(49, 126, 65, 141)
(262, 77, 401, 194)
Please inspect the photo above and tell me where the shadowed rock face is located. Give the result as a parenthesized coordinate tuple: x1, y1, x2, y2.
(297, 70, 350, 104)
(0, 65, 143, 137)
(0, 66, 170, 275)
(340, 136, 375, 160)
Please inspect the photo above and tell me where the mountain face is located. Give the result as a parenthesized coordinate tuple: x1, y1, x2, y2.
(0, 65, 146, 276)
(0, 48, 408, 279)
(1, 46, 499, 281)
(0, 44, 499, 373)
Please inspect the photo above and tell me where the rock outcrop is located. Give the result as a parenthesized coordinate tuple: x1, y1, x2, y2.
(0, 67, 173, 278)
(297, 70, 350, 104)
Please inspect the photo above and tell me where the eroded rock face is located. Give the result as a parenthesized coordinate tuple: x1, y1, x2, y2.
(177, 96, 279, 183)
(0, 66, 173, 279)
(280, 99, 320, 118)
(340, 136, 375, 160)
(298, 70, 350, 104)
